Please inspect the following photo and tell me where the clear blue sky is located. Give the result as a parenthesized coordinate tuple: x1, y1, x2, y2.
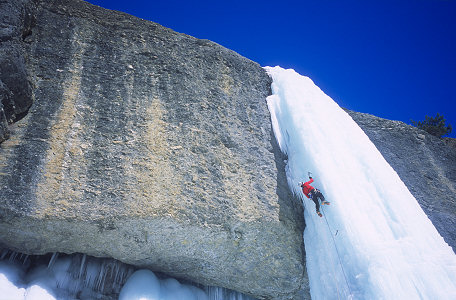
(88, 0, 456, 137)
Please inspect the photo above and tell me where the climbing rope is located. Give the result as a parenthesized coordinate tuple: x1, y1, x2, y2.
(300, 193, 342, 300)
(320, 211, 342, 300)
(321, 205, 354, 298)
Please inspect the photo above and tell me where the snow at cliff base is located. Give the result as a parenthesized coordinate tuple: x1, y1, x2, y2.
(265, 66, 456, 299)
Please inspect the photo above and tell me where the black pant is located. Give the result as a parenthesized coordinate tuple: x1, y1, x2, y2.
(310, 189, 325, 212)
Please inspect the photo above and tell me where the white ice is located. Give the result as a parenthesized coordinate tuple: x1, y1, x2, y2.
(119, 269, 208, 300)
(265, 66, 456, 299)
(0, 261, 55, 300)
(0, 258, 210, 300)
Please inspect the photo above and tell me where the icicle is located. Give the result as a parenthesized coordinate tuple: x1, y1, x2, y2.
(0, 249, 9, 260)
(98, 262, 106, 292)
(112, 261, 134, 288)
(47, 252, 59, 268)
(84, 260, 100, 290)
(206, 286, 255, 300)
(9, 251, 19, 262)
(113, 261, 120, 284)
(78, 254, 87, 279)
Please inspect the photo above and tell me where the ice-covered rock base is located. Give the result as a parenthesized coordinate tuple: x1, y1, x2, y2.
(0, 250, 255, 300)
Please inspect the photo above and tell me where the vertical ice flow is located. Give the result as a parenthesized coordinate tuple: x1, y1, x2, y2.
(265, 66, 456, 299)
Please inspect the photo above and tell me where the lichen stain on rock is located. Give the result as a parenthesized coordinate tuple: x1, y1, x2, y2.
(35, 41, 85, 218)
(221, 67, 234, 96)
(218, 146, 279, 223)
(125, 97, 180, 218)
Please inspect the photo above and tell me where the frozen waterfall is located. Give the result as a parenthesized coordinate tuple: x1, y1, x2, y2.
(265, 66, 456, 299)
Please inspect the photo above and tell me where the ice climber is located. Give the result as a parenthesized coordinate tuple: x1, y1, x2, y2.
(299, 172, 330, 217)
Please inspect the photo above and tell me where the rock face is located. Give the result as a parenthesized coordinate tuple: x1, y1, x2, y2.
(347, 110, 456, 252)
(0, 0, 306, 299)
(0, 0, 35, 142)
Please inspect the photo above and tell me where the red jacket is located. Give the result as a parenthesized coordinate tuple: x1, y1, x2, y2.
(301, 178, 315, 198)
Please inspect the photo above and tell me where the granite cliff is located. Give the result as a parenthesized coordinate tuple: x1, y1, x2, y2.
(0, 0, 306, 299)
